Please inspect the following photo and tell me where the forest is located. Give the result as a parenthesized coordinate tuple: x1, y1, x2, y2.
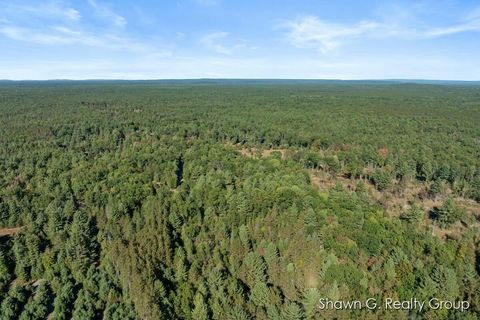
(0, 80, 479, 319)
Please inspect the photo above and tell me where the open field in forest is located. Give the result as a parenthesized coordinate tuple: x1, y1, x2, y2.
(0, 80, 479, 319)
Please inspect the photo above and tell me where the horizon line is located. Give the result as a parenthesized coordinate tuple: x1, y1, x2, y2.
(1, 78, 480, 82)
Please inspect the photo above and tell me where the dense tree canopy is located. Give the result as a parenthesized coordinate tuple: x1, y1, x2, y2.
(0, 80, 479, 319)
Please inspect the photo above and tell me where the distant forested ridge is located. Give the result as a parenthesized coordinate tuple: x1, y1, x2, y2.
(0, 81, 479, 319)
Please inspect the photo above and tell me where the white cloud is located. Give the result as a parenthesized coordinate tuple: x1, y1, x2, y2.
(422, 12, 480, 37)
(199, 31, 233, 54)
(282, 16, 379, 52)
(0, 26, 80, 45)
(0, 25, 156, 53)
(87, 0, 126, 27)
(0, 2, 167, 55)
(199, 32, 254, 55)
(0, 2, 81, 21)
(43, 26, 102, 45)
(282, 10, 480, 52)
(424, 23, 478, 37)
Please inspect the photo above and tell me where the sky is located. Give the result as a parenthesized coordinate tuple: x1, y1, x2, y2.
(0, 0, 479, 80)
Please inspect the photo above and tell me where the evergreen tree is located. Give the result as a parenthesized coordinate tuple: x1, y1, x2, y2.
(435, 197, 464, 228)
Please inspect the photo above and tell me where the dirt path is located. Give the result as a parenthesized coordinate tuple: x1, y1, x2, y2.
(0, 227, 23, 237)
(225, 142, 289, 159)
(239, 147, 288, 159)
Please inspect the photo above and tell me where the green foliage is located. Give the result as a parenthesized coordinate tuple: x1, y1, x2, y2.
(72, 288, 98, 320)
(1, 286, 28, 320)
(0, 82, 478, 319)
(52, 281, 76, 320)
(302, 288, 321, 319)
(18, 283, 52, 320)
(229, 305, 251, 320)
(242, 252, 266, 287)
(429, 179, 445, 198)
(355, 218, 388, 256)
(103, 302, 138, 320)
(282, 302, 304, 320)
(0, 250, 12, 289)
(191, 292, 209, 320)
(371, 168, 391, 191)
(434, 197, 465, 228)
(400, 203, 424, 223)
(250, 282, 270, 307)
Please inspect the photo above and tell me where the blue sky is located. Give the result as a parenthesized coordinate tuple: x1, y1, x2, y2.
(0, 0, 479, 80)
